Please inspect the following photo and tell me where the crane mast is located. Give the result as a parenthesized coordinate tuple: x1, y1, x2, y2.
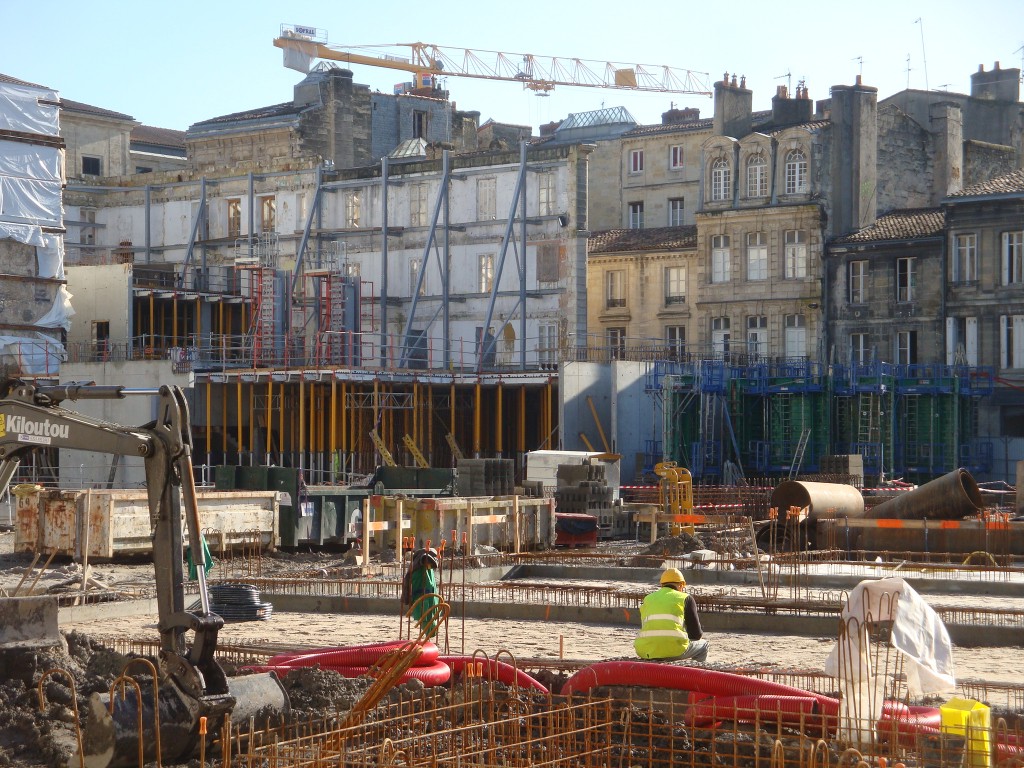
(274, 26, 712, 96)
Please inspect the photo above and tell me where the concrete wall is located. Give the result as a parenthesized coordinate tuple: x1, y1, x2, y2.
(56, 360, 192, 488)
(64, 264, 131, 347)
(611, 361, 653, 480)
(558, 360, 652, 482)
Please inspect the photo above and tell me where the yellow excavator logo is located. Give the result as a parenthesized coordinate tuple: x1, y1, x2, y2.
(0, 414, 5, 437)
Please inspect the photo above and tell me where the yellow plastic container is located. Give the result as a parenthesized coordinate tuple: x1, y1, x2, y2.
(940, 697, 991, 768)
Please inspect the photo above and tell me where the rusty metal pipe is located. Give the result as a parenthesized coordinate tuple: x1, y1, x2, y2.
(864, 468, 984, 520)
(769, 481, 865, 522)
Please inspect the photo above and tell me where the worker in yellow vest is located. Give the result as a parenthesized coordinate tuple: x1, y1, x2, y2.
(634, 567, 709, 662)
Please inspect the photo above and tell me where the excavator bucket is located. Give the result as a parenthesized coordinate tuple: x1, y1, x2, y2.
(0, 595, 60, 649)
(75, 670, 289, 768)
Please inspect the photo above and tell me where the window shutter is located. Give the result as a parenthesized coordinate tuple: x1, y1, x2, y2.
(966, 317, 978, 366)
(1002, 234, 1010, 285)
(1013, 315, 1024, 368)
(1001, 315, 1009, 369)
(945, 317, 955, 366)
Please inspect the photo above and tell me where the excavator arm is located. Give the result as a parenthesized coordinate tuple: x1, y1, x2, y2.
(0, 380, 287, 768)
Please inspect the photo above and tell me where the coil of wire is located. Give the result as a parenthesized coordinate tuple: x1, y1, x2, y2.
(189, 583, 273, 623)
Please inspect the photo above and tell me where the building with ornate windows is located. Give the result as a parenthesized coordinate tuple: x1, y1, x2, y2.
(696, 76, 827, 361)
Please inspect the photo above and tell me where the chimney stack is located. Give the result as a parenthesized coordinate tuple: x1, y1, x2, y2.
(713, 72, 752, 138)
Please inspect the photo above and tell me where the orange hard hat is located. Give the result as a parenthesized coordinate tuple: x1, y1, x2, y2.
(660, 567, 686, 586)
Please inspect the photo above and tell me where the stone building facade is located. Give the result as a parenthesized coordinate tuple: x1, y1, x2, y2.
(586, 227, 697, 355)
(186, 66, 479, 171)
(827, 208, 946, 367)
(943, 169, 1024, 438)
(695, 77, 827, 360)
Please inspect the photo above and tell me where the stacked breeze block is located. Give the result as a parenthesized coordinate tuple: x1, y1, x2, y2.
(554, 463, 614, 531)
(456, 458, 515, 496)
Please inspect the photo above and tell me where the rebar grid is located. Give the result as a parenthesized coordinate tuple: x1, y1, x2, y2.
(219, 680, 1023, 768)
(228, 685, 616, 768)
(213, 574, 1024, 630)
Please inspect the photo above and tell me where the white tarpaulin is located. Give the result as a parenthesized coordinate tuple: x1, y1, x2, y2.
(0, 333, 65, 375)
(0, 221, 64, 278)
(0, 83, 60, 136)
(34, 285, 75, 331)
(282, 39, 318, 73)
(36, 233, 65, 279)
(0, 174, 62, 224)
(824, 577, 955, 747)
(0, 140, 61, 181)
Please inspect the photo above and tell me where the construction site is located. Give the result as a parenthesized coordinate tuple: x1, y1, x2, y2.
(1, 376, 1023, 768)
(3, 24, 1024, 768)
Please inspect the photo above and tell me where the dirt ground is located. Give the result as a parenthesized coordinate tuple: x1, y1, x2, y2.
(2, 529, 1021, 686)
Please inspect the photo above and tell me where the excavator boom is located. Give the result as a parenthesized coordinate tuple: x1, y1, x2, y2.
(0, 379, 289, 768)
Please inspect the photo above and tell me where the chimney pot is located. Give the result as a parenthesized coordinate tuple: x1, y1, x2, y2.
(731, 74, 738, 87)
(740, 75, 746, 88)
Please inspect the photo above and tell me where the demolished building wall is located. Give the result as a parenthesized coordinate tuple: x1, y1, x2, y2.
(0, 74, 70, 375)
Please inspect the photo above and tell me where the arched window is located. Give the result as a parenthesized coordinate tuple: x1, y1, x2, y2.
(785, 149, 807, 194)
(711, 158, 731, 201)
(746, 154, 768, 198)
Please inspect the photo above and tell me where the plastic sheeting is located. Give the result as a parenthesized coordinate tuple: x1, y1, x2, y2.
(824, 577, 955, 748)
(282, 40, 318, 73)
(34, 285, 75, 331)
(0, 222, 63, 278)
(0, 333, 65, 375)
(0, 139, 62, 227)
(0, 83, 60, 136)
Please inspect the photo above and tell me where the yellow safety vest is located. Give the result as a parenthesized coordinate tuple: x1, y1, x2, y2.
(633, 586, 690, 659)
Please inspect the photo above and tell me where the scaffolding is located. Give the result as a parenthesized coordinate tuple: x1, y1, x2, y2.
(660, 359, 992, 483)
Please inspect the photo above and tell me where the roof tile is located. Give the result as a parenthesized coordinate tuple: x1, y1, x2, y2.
(589, 225, 697, 254)
(949, 168, 1024, 198)
(833, 208, 945, 243)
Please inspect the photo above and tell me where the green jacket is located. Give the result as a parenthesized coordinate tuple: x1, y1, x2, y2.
(633, 586, 691, 659)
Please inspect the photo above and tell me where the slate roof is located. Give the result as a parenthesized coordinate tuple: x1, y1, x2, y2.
(948, 168, 1024, 198)
(589, 225, 697, 254)
(765, 119, 830, 137)
(833, 208, 945, 244)
(60, 98, 134, 122)
(191, 102, 304, 127)
(131, 125, 186, 150)
(622, 118, 713, 137)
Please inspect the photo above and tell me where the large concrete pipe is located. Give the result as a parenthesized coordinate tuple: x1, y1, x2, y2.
(769, 481, 865, 522)
(864, 468, 983, 520)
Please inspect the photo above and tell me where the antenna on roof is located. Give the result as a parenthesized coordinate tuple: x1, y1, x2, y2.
(852, 56, 863, 77)
(914, 18, 930, 90)
(774, 69, 792, 92)
(905, 53, 912, 90)
(1016, 44, 1024, 82)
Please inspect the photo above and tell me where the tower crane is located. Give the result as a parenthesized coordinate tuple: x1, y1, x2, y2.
(274, 25, 711, 97)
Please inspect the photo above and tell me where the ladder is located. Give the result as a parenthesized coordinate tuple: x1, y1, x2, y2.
(789, 427, 811, 479)
(369, 429, 397, 467)
(402, 434, 430, 468)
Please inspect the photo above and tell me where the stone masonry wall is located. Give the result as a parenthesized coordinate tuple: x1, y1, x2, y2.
(876, 105, 935, 213)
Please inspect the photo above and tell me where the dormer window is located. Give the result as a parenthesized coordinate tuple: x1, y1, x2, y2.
(785, 149, 808, 194)
(711, 158, 731, 201)
(746, 154, 768, 198)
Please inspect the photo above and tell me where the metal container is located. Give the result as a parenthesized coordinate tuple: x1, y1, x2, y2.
(865, 468, 984, 520)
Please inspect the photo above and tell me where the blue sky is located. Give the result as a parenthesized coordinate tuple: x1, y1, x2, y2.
(3, 0, 1022, 133)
